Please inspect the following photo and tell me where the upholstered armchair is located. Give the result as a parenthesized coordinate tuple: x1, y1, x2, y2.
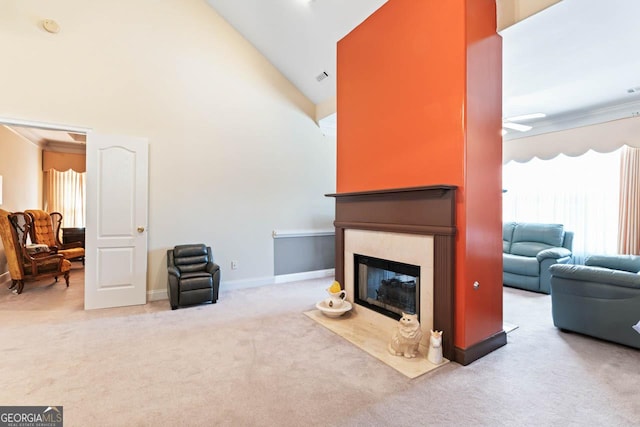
(550, 255, 640, 349)
(25, 209, 85, 264)
(167, 244, 220, 310)
(0, 209, 71, 294)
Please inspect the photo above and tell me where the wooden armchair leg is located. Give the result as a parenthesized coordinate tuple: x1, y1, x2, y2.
(9, 280, 17, 290)
(64, 272, 70, 287)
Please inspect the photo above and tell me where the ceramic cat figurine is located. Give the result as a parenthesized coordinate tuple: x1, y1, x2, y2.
(427, 330, 443, 365)
(388, 312, 422, 358)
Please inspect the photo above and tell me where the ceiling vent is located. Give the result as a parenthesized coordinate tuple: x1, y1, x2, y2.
(316, 71, 329, 82)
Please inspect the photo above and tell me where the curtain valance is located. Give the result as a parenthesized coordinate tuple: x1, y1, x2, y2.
(503, 116, 640, 164)
(42, 151, 86, 172)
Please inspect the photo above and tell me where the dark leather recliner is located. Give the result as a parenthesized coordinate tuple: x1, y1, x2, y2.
(167, 244, 220, 310)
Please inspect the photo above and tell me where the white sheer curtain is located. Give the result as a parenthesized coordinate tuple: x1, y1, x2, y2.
(43, 169, 86, 228)
(503, 149, 621, 262)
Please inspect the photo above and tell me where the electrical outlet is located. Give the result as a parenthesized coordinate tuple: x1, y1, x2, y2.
(231, 260, 238, 270)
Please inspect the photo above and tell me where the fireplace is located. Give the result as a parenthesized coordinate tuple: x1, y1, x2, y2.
(354, 254, 420, 320)
(327, 185, 456, 360)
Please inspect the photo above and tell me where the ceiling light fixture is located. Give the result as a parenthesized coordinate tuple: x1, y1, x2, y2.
(504, 113, 546, 122)
(501, 112, 545, 133)
(502, 122, 532, 132)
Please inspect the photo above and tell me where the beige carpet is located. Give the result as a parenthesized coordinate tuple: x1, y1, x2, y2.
(1, 270, 639, 426)
(503, 321, 519, 334)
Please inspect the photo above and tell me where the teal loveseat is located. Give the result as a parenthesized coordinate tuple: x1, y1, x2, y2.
(549, 255, 640, 349)
(503, 222, 573, 294)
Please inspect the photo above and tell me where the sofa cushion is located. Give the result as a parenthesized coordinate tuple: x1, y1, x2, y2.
(179, 273, 214, 291)
(550, 264, 640, 289)
(509, 223, 564, 257)
(503, 253, 540, 276)
(512, 223, 564, 246)
(503, 222, 516, 253)
(585, 255, 640, 273)
(511, 242, 555, 257)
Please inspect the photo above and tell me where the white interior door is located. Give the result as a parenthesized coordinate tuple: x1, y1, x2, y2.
(85, 133, 148, 309)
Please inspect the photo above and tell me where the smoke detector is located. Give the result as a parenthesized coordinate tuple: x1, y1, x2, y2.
(42, 19, 60, 34)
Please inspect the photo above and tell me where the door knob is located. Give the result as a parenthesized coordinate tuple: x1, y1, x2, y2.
(137, 226, 145, 233)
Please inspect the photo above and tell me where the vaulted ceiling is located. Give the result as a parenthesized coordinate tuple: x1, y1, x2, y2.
(207, 0, 640, 138)
(10, 0, 640, 144)
(206, 0, 388, 105)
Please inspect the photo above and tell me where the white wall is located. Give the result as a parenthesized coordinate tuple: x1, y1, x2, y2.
(0, 126, 42, 280)
(0, 0, 336, 293)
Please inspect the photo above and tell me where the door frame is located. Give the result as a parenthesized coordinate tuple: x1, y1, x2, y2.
(0, 116, 149, 309)
(0, 117, 91, 135)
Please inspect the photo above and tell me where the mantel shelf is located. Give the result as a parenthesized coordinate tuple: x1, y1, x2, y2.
(326, 184, 457, 199)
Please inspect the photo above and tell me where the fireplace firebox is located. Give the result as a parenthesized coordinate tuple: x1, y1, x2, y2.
(354, 254, 420, 321)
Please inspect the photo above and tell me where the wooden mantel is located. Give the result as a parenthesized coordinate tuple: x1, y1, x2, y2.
(327, 185, 457, 360)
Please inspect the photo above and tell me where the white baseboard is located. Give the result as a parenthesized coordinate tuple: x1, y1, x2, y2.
(147, 269, 336, 300)
(221, 275, 276, 291)
(147, 289, 168, 301)
(274, 268, 334, 284)
(223, 269, 335, 291)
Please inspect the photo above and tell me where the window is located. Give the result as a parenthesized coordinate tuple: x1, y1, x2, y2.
(503, 149, 621, 261)
(43, 169, 86, 228)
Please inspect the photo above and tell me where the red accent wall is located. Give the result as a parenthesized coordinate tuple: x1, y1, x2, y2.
(337, 0, 502, 350)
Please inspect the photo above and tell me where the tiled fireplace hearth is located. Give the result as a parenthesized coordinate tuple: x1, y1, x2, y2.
(327, 186, 456, 360)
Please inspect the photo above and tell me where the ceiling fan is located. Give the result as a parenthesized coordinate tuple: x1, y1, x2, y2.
(502, 113, 546, 134)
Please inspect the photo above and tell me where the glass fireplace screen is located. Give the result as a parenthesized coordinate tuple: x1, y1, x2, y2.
(354, 254, 420, 320)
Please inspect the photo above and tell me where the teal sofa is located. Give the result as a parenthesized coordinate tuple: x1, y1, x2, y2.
(549, 255, 640, 349)
(503, 222, 573, 294)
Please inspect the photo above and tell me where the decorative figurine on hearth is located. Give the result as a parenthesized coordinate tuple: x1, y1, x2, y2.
(388, 312, 422, 358)
(325, 280, 347, 308)
(315, 280, 352, 318)
(427, 329, 444, 365)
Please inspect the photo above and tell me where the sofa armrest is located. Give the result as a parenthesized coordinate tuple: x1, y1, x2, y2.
(585, 255, 640, 273)
(550, 264, 640, 289)
(167, 266, 181, 278)
(537, 247, 572, 262)
(206, 262, 220, 275)
(539, 255, 572, 294)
